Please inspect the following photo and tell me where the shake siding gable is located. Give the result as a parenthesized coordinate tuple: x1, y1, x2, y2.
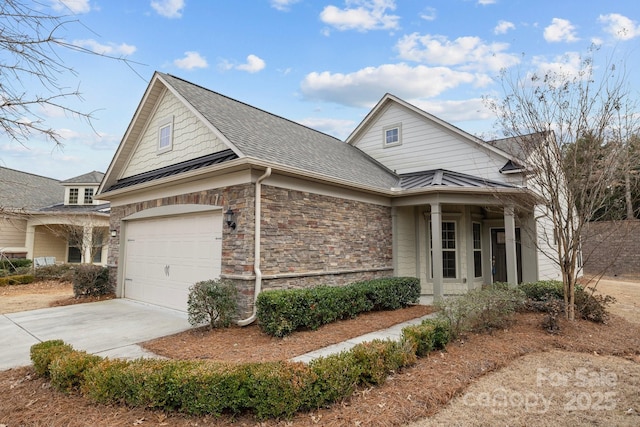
(121, 90, 230, 179)
(354, 103, 508, 182)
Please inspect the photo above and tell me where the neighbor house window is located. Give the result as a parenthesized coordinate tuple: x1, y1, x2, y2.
(429, 221, 457, 279)
(68, 188, 79, 204)
(157, 116, 174, 153)
(473, 222, 482, 278)
(383, 123, 402, 147)
(84, 188, 94, 204)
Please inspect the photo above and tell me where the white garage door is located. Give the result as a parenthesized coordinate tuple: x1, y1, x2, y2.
(123, 211, 222, 311)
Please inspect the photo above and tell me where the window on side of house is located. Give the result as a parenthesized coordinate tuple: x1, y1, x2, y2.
(383, 123, 402, 147)
(429, 220, 458, 279)
(157, 116, 174, 153)
(68, 188, 79, 204)
(473, 222, 482, 278)
(84, 188, 94, 204)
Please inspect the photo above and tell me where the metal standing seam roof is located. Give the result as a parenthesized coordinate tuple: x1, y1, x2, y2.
(399, 169, 517, 190)
(158, 73, 400, 191)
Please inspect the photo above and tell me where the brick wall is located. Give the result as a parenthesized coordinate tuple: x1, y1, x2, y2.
(582, 220, 640, 277)
(107, 183, 394, 316)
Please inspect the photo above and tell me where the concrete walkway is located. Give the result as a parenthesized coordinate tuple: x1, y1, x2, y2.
(0, 299, 190, 371)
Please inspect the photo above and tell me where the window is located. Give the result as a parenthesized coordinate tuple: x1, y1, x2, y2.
(84, 188, 94, 204)
(157, 116, 174, 153)
(429, 221, 457, 279)
(383, 123, 402, 147)
(68, 188, 79, 204)
(473, 222, 482, 278)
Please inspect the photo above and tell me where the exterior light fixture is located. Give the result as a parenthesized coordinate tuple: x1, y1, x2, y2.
(110, 230, 117, 238)
(225, 208, 236, 230)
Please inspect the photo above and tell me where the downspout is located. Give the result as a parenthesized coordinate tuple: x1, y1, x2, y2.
(237, 167, 272, 326)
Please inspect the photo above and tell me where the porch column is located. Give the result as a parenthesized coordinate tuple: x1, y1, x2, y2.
(83, 225, 93, 264)
(504, 205, 518, 286)
(25, 224, 36, 259)
(431, 203, 443, 300)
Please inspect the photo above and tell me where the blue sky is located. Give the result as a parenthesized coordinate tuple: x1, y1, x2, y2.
(3, 0, 640, 180)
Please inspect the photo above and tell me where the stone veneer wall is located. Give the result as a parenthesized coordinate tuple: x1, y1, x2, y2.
(107, 183, 394, 317)
(582, 220, 640, 277)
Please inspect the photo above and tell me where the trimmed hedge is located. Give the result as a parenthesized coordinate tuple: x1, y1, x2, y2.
(256, 277, 421, 337)
(73, 265, 113, 297)
(31, 326, 442, 421)
(0, 274, 35, 286)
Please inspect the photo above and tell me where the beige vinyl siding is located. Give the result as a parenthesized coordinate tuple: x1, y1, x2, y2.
(0, 218, 27, 250)
(356, 104, 508, 182)
(534, 206, 563, 281)
(32, 226, 67, 262)
(395, 206, 417, 278)
(122, 89, 229, 178)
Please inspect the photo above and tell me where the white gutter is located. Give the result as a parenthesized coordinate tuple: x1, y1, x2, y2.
(237, 167, 272, 326)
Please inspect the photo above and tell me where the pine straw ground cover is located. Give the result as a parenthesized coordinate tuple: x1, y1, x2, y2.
(1, 305, 639, 426)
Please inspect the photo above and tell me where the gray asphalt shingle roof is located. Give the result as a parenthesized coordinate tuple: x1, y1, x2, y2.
(160, 73, 399, 190)
(0, 167, 63, 210)
(62, 171, 104, 184)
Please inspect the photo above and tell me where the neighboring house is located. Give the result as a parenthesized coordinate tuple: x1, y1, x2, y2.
(0, 167, 110, 265)
(98, 72, 563, 317)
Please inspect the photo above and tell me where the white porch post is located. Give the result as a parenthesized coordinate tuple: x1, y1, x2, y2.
(25, 224, 36, 259)
(431, 203, 443, 300)
(504, 205, 518, 286)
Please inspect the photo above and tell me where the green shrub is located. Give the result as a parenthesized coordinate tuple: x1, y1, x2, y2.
(575, 287, 616, 323)
(350, 339, 417, 386)
(257, 277, 420, 337)
(0, 258, 32, 274)
(0, 274, 35, 286)
(187, 279, 239, 329)
(518, 280, 564, 301)
(421, 317, 451, 349)
(34, 263, 75, 282)
(49, 351, 101, 392)
(306, 352, 361, 408)
(30, 340, 74, 377)
(72, 265, 112, 297)
(436, 287, 526, 339)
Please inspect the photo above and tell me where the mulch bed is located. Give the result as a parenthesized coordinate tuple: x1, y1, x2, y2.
(1, 309, 639, 426)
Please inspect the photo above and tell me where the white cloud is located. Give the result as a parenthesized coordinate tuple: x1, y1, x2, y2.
(477, 0, 496, 5)
(270, 0, 300, 11)
(420, 7, 436, 21)
(494, 20, 515, 35)
(396, 33, 520, 72)
(531, 51, 583, 81)
(50, 0, 90, 14)
(320, 0, 400, 32)
(410, 98, 494, 123)
(72, 39, 137, 56)
(598, 13, 640, 41)
(174, 51, 208, 70)
(297, 117, 356, 139)
(544, 18, 579, 43)
(151, 0, 184, 18)
(218, 55, 266, 73)
(300, 63, 476, 108)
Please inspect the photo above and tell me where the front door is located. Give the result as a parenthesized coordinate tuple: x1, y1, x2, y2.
(491, 228, 522, 283)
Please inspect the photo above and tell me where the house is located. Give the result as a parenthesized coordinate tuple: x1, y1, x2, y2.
(97, 72, 563, 318)
(0, 167, 110, 265)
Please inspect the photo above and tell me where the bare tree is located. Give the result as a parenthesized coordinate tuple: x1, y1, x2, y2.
(0, 0, 139, 147)
(485, 50, 635, 320)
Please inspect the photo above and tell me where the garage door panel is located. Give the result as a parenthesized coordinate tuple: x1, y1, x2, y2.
(123, 211, 223, 312)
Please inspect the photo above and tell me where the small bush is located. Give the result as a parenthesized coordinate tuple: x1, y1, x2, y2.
(257, 277, 420, 337)
(30, 340, 74, 377)
(34, 263, 75, 282)
(306, 352, 361, 408)
(350, 339, 416, 386)
(519, 280, 564, 301)
(436, 287, 526, 339)
(49, 351, 101, 392)
(187, 279, 239, 329)
(0, 258, 32, 274)
(401, 317, 451, 357)
(73, 265, 112, 297)
(0, 274, 35, 286)
(575, 287, 616, 323)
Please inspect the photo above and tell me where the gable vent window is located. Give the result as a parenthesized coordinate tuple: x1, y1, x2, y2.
(383, 123, 402, 147)
(157, 116, 174, 153)
(69, 188, 79, 204)
(84, 188, 94, 204)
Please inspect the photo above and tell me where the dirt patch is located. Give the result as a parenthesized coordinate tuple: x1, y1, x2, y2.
(581, 276, 640, 324)
(0, 281, 74, 314)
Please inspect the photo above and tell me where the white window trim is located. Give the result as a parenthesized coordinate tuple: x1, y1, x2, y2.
(472, 222, 482, 278)
(157, 116, 174, 154)
(428, 219, 459, 280)
(382, 123, 402, 148)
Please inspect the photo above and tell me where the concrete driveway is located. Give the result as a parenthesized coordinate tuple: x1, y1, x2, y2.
(0, 299, 191, 371)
